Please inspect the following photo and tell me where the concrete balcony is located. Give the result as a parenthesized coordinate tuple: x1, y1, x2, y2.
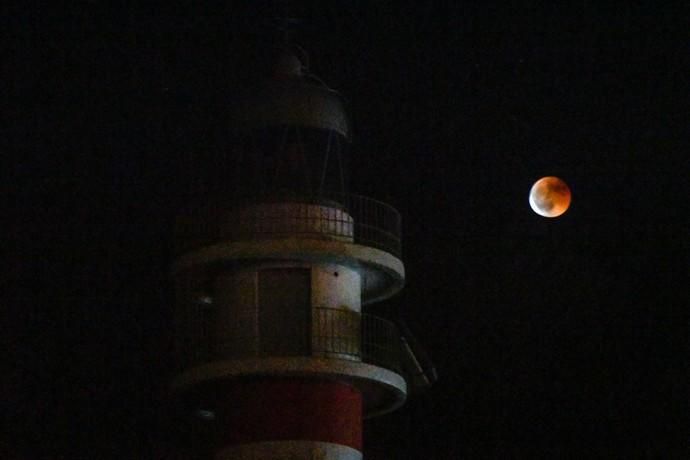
(177, 307, 402, 375)
(171, 307, 407, 417)
(174, 193, 402, 259)
(172, 194, 405, 304)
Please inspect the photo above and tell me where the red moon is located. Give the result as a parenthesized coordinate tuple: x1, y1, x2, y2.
(529, 176, 571, 217)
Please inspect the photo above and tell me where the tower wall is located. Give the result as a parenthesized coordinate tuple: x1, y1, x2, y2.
(214, 379, 362, 459)
(170, 48, 408, 460)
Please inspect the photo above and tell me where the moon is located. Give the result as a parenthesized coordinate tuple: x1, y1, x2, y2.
(529, 176, 571, 217)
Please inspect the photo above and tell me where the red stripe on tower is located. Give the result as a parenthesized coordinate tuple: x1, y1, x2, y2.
(221, 379, 362, 449)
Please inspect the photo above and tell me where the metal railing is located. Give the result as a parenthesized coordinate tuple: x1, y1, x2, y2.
(361, 311, 403, 373)
(312, 306, 361, 358)
(175, 193, 402, 257)
(177, 306, 403, 375)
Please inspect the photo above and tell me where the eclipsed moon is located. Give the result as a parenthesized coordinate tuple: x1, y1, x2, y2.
(529, 176, 571, 217)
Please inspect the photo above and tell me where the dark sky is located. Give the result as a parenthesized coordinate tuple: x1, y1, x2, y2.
(4, 2, 687, 458)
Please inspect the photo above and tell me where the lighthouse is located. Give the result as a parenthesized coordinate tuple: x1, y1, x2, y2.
(169, 45, 411, 460)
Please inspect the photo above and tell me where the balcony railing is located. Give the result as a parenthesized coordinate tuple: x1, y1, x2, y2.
(176, 306, 403, 375)
(175, 193, 402, 258)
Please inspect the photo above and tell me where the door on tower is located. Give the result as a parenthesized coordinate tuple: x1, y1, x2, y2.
(258, 268, 311, 356)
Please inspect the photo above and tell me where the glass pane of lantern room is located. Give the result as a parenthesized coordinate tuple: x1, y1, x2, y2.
(258, 268, 311, 356)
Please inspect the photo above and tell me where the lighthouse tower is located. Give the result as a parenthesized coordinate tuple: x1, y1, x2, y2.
(170, 46, 407, 460)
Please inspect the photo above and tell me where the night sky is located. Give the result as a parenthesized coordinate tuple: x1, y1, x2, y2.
(4, 3, 687, 458)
